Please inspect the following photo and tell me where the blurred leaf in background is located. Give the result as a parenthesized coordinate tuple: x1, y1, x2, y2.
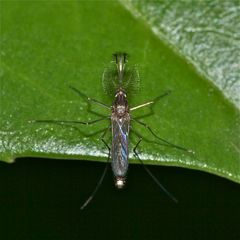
(0, 1, 239, 183)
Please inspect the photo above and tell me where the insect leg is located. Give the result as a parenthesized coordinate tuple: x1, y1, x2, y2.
(130, 101, 154, 111)
(131, 118, 194, 154)
(80, 127, 111, 210)
(69, 85, 111, 109)
(130, 90, 171, 111)
(29, 117, 109, 126)
(133, 138, 178, 203)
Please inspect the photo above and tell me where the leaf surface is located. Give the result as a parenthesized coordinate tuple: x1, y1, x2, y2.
(0, 1, 239, 183)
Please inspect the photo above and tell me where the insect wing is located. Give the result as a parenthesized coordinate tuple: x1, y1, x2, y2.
(111, 117, 130, 178)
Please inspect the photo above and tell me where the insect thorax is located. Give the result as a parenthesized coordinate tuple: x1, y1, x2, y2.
(112, 89, 129, 117)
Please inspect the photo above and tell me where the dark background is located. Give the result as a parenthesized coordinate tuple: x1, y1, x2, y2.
(0, 158, 239, 240)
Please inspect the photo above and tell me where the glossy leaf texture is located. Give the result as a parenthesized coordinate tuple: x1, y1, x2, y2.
(0, 1, 239, 183)
(121, 0, 240, 109)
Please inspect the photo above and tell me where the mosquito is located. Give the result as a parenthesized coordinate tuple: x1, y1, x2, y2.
(30, 52, 193, 210)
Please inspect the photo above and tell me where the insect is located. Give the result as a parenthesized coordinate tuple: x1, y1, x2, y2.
(31, 53, 193, 210)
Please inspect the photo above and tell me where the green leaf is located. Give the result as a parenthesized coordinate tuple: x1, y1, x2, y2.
(1, 1, 239, 183)
(121, 0, 240, 109)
